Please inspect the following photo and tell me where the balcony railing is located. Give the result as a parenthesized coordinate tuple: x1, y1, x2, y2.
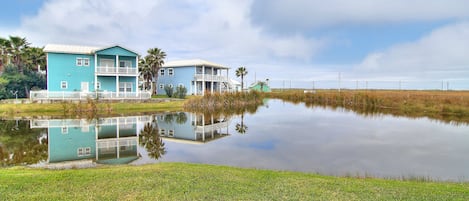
(30, 90, 151, 101)
(96, 66, 138, 75)
(194, 74, 228, 82)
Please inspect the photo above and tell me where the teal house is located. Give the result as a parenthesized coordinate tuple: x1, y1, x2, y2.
(249, 81, 272, 92)
(31, 44, 150, 100)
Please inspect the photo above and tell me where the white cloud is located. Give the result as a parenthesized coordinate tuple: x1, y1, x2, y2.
(251, 0, 469, 31)
(357, 22, 469, 80)
(17, 0, 324, 64)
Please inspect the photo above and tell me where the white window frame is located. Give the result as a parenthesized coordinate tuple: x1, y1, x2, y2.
(160, 68, 165, 76)
(168, 68, 174, 76)
(60, 81, 68, 89)
(159, 129, 166, 136)
(168, 129, 174, 137)
(61, 127, 68, 134)
(99, 58, 115, 67)
(83, 58, 90, 66)
(119, 82, 133, 92)
(78, 147, 91, 157)
(119, 60, 132, 68)
(76, 58, 83, 66)
(159, 84, 164, 89)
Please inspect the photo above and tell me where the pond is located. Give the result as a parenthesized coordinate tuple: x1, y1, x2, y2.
(1, 99, 469, 181)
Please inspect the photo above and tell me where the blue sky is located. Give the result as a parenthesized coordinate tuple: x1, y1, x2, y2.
(2, 0, 469, 89)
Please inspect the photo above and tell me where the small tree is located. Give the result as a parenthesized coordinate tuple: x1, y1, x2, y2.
(164, 84, 174, 97)
(174, 85, 187, 99)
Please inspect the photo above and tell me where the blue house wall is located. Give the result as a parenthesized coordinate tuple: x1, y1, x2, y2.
(157, 66, 194, 95)
(47, 53, 95, 92)
(48, 126, 96, 163)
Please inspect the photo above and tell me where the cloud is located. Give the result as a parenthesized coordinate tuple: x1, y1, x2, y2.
(16, 0, 325, 64)
(250, 0, 469, 33)
(356, 22, 469, 80)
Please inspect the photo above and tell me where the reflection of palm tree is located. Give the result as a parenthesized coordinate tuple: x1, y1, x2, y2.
(164, 113, 174, 124)
(139, 123, 166, 160)
(235, 113, 248, 134)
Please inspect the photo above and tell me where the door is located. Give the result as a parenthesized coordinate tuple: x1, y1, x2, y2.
(81, 82, 89, 92)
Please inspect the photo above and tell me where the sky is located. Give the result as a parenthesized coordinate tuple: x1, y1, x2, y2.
(1, 0, 469, 89)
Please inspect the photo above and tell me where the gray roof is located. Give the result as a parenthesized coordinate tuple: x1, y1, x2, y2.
(163, 59, 229, 69)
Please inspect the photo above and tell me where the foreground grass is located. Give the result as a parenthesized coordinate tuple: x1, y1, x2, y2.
(0, 163, 468, 200)
(0, 99, 185, 118)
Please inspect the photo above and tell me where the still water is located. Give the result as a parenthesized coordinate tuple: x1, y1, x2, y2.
(1, 99, 468, 181)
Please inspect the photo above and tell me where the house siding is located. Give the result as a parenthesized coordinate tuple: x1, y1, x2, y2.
(48, 126, 96, 163)
(157, 66, 195, 95)
(96, 47, 138, 57)
(47, 52, 95, 92)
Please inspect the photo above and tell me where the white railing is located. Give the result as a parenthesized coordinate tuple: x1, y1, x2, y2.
(196, 121, 230, 133)
(194, 74, 229, 82)
(30, 90, 151, 100)
(96, 66, 138, 75)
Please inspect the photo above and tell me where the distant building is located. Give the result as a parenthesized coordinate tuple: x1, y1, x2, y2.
(249, 81, 271, 92)
(30, 44, 150, 100)
(157, 59, 236, 95)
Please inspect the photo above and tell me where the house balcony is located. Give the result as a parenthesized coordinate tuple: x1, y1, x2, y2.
(96, 66, 138, 76)
(194, 74, 228, 82)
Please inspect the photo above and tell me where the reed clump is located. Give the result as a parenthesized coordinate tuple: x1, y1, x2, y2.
(184, 91, 265, 115)
(267, 90, 469, 124)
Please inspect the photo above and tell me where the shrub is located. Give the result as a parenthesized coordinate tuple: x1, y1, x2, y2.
(174, 86, 187, 99)
(164, 85, 174, 97)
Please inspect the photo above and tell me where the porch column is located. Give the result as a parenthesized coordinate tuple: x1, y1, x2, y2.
(116, 76, 120, 98)
(94, 54, 98, 91)
(226, 69, 229, 92)
(211, 67, 214, 93)
(116, 118, 120, 159)
(202, 66, 205, 96)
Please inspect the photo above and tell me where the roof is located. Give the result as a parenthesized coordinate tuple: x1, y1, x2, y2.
(163, 59, 229, 69)
(230, 79, 241, 85)
(44, 44, 139, 55)
(44, 44, 100, 54)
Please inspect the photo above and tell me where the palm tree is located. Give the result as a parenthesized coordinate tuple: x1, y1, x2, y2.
(0, 37, 11, 71)
(23, 47, 46, 72)
(8, 36, 30, 74)
(236, 66, 248, 90)
(144, 48, 166, 95)
(235, 113, 248, 134)
(139, 122, 166, 160)
(139, 58, 152, 90)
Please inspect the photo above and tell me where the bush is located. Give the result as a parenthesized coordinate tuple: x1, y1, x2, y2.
(174, 86, 188, 99)
(164, 85, 174, 97)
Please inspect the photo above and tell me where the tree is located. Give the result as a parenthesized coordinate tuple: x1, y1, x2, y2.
(138, 58, 152, 90)
(236, 66, 248, 90)
(235, 113, 248, 134)
(144, 48, 166, 95)
(23, 47, 46, 72)
(5, 36, 30, 74)
(139, 123, 166, 160)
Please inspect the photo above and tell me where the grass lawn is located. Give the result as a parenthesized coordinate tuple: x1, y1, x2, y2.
(1, 163, 468, 200)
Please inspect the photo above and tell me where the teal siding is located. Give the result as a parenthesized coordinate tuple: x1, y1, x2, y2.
(97, 76, 117, 92)
(48, 126, 96, 163)
(47, 52, 95, 92)
(96, 46, 138, 57)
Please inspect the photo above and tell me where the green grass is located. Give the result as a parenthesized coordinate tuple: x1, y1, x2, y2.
(0, 99, 186, 118)
(1, 163, 468, 200)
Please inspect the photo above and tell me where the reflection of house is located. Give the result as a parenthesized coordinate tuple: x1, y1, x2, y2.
(156, 112, 230, 144)
(30, 116, 152, 165)
(157, 59, 234, 95)
(30, 44, 150, 100)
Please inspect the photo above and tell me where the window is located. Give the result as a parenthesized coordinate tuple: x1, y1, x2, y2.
(119, 82, 133, 92)
(78, 147, 91, 157)
(99, 59, 115, 67)
(159, 129, 166, 136)
(168, 68, 174, 76)
(96, 82, 101, 90)
(60, 81, 68, 89)
(159, 84, 164, 89)
(83, 58, 90, 66)
(168, 129, 174, 137)
(76, 58, 82, 66)
(61, 127, 68, 134)
(159, 68, 165, 76)
(119, 60, 132, 67)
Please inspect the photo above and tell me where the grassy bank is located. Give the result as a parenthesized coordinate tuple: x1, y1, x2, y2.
(268, 90, 469, 124)
(184, 91, 265, 115)
(0, 163, 468, 200)
(0, 99, 185, 118)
